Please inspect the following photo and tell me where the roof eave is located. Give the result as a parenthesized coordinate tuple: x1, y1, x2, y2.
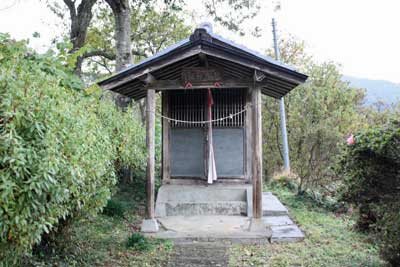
(99, 40, 307, 90)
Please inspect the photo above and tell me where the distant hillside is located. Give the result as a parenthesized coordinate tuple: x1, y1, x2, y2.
(342, 75, 400, 105)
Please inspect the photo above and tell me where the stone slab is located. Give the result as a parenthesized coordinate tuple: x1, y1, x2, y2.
(270, 225, 305, 243)
(141, 219, 159, 233)
(263, 192, 288, 216)
(263, 216, 294, 226)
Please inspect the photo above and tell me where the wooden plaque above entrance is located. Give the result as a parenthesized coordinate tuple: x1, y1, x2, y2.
(181, 67, 222, 83)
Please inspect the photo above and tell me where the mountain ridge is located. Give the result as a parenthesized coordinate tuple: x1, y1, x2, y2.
(342, 75, 400, 105)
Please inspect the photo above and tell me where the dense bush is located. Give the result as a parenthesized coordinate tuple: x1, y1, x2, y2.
(337, 120, 400, 266)
(102, 199, 127, 218)
(0, 34, 146, 265)
(126, 233, 152, 251)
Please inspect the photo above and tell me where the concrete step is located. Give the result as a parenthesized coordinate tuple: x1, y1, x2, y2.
(156, 185, 251, 217)
(168, 242, 229, 267)
(162, 201, 247, 216)
(170, 260, 228, 267)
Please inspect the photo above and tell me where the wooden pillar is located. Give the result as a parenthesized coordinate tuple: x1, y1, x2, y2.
(146, 89, 156, 219)
(162, 91, 171, 183)
(245, 88, 253, 182)
(252, 85, 263, 218)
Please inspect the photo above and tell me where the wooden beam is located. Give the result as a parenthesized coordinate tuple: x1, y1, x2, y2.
(146, 89, 156, 219)
(145, 79, 269, 90)
(252, 84, 263, 218)
(162, 91, 171, 184)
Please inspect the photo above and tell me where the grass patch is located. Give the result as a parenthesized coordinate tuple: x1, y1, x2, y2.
(25, 183, 173, 267)
(230, 183, 386, 267)
(26, 181, 385, 266)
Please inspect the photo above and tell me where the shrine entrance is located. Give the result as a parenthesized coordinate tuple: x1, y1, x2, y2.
(168, 87, 246, 179)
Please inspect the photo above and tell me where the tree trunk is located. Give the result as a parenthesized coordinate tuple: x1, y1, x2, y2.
(63, 0, 97, 76)
(105, 0, 133, 109)
(105, 0, 134, 183)
(104, 0, 132, 71)
(138, 99, 146, 126)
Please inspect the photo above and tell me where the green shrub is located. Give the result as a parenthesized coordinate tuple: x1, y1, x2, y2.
(102, 199, 126, 218)
(378, 204, 400, 265)
(337, 120, 400, 266)
(126, 233, 152, 251)
(0, 34, 146, 265)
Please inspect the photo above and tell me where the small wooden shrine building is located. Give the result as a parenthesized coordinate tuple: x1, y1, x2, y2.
(99, 24, 307, 232)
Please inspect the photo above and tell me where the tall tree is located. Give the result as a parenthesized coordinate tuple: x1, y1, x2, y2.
(62, 0, 98, 76)
(85, 3, 191, 76)
(104, 0, 132, 71)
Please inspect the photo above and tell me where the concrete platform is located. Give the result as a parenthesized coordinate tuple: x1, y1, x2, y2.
(146, 215, 271, 244)
(149, 186, 304, 243)
(147, 214, 304, 244)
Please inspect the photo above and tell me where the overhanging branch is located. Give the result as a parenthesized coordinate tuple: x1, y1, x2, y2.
(83, 50, 116, 60)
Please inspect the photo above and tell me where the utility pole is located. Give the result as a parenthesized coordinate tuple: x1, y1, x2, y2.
(272, 18, 290, 173)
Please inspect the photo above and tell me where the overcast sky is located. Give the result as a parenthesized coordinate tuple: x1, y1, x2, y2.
(1, 0, 399, 83)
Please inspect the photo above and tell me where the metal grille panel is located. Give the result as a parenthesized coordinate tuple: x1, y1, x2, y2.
(169, 88, 245, 128)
